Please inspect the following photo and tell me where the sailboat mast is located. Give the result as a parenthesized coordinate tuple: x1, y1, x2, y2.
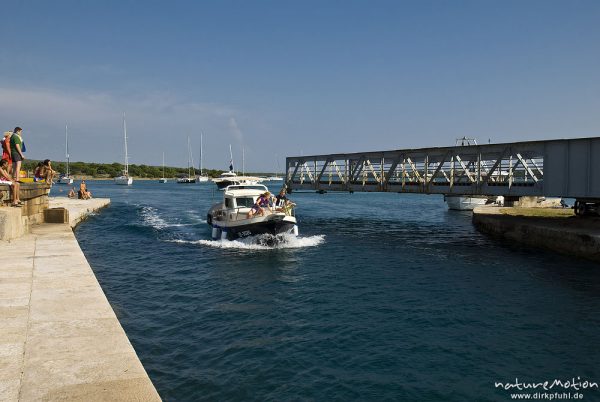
(242, 148, 245, 177)
(123, 113, 129, 175)
(65, 124, 70, 177)
(187, 136, 191, 178)
(229, 144, 234, 173)
(162, 152, 165, 178)
(200, 132, 203, 175)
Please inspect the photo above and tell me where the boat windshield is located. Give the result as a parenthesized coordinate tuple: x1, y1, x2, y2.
(235, 197, 255, 208)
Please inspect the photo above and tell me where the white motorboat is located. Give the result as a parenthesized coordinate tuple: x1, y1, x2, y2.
(58, 124, 74, 185)
(207, 184, 298, 240)
(212, 171, 260, 189)
(444, 195, 489, 210)
(115, 113, 133, 185)
(177, 137, 196, 184)
(211, 145, 260, 189)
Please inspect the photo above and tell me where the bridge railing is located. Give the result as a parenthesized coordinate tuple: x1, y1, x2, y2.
(285, 137, 600, 199)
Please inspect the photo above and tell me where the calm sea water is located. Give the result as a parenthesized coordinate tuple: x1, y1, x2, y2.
(72, 180, 600, 401)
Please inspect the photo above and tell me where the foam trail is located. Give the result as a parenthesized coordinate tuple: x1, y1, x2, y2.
(169, 234, 326, 250)
(140, 206, 170, 229)
(139, 206, 205, 230)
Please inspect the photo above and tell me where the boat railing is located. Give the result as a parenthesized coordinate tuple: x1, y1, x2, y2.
(215, 205, 295, 222)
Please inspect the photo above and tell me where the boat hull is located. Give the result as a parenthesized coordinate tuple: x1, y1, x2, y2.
(115, 176, 133, 185)
(177, 178, 196, 183)
(211, 219, 297, 240)
(57, 176, 73, 185)
(207, 207, 297, 240)
(444, 195, 487, 210)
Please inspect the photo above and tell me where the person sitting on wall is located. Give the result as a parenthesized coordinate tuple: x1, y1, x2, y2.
(41, 159, 56, 184)
(34, 162, 45, 182)
(78, 180, 92, 200)
(68, 187, 76, 198)
(0, 159, 22, 207)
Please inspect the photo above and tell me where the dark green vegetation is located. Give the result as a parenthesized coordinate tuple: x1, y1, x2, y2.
(22, 160, 275, 178)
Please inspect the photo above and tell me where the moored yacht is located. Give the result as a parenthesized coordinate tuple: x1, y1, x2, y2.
(207, 184, 298, 240)
(177, 137, 196, 183)
(159, 152, 168, 183)
(114, 113, 133, 185)
(444, 195, 489, 210)
(212, 171, 260, 189)
(197, 132, 210, 182)
(58, 124, 74, 185)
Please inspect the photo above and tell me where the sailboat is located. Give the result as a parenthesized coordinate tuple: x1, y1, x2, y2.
(159, 152, 168, 183)
(266, 156, 284, 182)
(197, 132, 209, 182)
(114, 113, 133, 185)
(58, 124, 74, 184)
(177, 137, 196, 183)
(211, 144, 260, 190)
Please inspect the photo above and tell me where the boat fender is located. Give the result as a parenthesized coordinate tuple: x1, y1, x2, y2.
(220, 229, 228, 240)
(211, 226, 220, 240)
(292, 225, 299, 236)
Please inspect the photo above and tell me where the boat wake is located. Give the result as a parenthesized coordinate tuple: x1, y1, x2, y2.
(170, 233, 325, 250)
(139, 206, 206, 230)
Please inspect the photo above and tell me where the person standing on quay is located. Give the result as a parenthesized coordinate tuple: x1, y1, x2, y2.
(1, 131, 12, 174)
(9, 127, 25, 181)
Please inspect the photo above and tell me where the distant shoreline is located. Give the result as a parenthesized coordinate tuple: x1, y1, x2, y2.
(70, 176, 190, 181)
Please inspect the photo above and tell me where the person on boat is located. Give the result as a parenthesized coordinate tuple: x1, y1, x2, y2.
(1, 131, 12, 175)
(247, 192, 272, 218)
(0, 159, 22, 207)
(9, 127, 25, 181)
(275, 189, 295, 214)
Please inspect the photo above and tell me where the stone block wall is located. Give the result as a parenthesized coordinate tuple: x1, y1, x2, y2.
(0, 183, 51, 240)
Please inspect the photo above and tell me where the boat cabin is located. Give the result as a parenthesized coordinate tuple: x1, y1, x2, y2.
(222, 185, 269, 211)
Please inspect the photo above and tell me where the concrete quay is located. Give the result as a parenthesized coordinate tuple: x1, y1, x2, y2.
(0, 198, 161, 401)
(472, 206, 600, 263)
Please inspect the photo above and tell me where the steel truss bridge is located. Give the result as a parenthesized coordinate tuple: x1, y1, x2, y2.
(285, 137, 600, 203)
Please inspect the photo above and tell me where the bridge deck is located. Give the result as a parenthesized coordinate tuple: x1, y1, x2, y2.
(285, 137, 600, 199)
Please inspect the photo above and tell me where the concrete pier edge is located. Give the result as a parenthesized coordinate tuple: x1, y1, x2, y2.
(0, 198, 161, 401)
(472, 205, 600, 263)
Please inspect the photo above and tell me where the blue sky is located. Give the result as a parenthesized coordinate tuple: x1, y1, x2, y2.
(1, 0, 599, 171)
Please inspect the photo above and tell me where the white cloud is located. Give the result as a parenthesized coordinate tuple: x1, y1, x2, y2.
(0, 86, 249, 168)
(228, 117, 244, 145)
